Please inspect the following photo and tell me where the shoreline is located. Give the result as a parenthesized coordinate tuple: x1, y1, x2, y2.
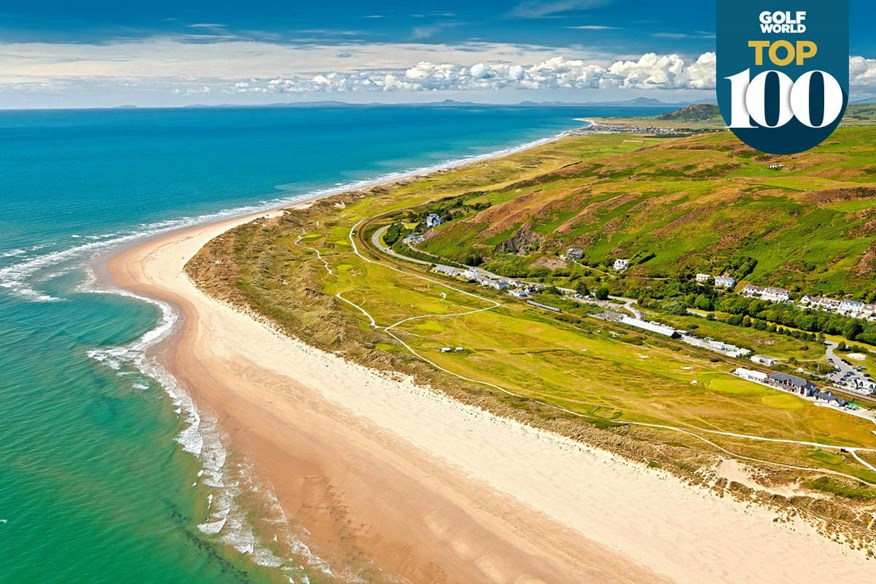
(105, 207, 673, 583)
(102, 138, 875, 582)
(2, 125, 574, 304)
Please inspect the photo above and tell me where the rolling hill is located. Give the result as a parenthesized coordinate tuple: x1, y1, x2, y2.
(418, 125, 876, 301)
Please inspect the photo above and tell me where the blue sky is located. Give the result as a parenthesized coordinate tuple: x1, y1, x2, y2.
(0, 0, 874, 108)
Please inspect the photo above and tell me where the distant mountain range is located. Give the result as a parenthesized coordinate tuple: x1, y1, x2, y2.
(172, 97, 718, 110)
(107, 96, 875, 112)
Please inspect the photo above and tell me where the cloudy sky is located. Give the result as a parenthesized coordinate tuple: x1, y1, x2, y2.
(1, 0, 874, 108)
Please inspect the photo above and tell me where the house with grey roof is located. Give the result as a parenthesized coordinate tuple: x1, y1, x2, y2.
(767, 372, 818, 397)
(814, 391, 847, 407)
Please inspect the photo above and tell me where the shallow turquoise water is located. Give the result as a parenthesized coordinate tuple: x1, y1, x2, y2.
(0, 104, 670, 582)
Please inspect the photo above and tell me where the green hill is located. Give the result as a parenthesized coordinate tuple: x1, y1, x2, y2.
(845, 103, 876, 124)
(658, 104, 722, 123)
(419, 127, 876, 301)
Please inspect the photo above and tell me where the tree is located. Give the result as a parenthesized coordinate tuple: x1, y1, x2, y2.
(837, 341, 847, 352)
(464, 253, 484, 267)
(843, 321, 864, 341)
(575, 282, 590, 297)
(595, 286, 610, 301)
(383, 222, 409, 246)
(694, 294, 713, 311)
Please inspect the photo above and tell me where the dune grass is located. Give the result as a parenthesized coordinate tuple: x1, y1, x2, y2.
(188, 127, 876, 546)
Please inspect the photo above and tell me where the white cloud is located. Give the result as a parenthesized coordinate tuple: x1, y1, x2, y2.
(850, 56, 876, 88)
(221, 53, 717, 95)
(510, 0, 614, 19)
(566, 25, 621, 30)
(0, 36, 873, 107)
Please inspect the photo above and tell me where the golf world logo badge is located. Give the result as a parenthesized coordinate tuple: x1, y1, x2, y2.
(717, 0, 849, 154)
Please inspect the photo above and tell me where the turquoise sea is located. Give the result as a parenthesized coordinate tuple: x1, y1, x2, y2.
(0, 104, 670, 583)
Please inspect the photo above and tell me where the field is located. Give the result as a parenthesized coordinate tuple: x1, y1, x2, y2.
(187, 123, 876, 547)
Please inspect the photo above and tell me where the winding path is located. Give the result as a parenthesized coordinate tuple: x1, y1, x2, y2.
(292, 220, 876, 484)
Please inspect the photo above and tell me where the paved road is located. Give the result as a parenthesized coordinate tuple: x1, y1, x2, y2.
(611, 295, 644, 319)
(826, 341, 875, 393)
(371, 225, 432, 266)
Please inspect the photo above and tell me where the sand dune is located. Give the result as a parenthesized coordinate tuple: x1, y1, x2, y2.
(108, 209, 873, 583)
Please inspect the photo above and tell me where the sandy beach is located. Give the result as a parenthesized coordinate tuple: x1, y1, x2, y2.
(107, 207, 875, 583)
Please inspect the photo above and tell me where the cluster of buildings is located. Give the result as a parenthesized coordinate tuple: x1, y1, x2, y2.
(800, 295, 876, 322)
(741, 284, 792, 303)
(695, 273, 737, 288)
(609, 314, 680, 337)
(739, 283, 876, 321)
(577, 123, 699, 136)
(432, 264, 544, 296)
(734, 368, 849, 408)
(403, 233, 426, 246)
(440, 347, 464, 353)
(558, 249, 629, 273)
(596, 311, 754, 357)
(682, 336, 751, 358)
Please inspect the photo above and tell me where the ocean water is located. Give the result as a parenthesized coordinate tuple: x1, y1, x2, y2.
(0, 104, 670, 583)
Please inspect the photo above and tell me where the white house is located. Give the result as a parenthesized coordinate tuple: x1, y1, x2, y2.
(481, 279, 509, 291)
(425, 213, 444, 228)
(820, 298, 842, 312)
(735, 368, 769, 383)
(742, 284, 790, 303)
(762, 287, 791, 303)
(462, 268, 480, 281)
(714, 276, 736, 289)
(751, 355, 777, 367)
(696, 273, 711, 284)
(840, 299, 866, 317)
(613, 259, 631, 272)
(619, 316, 679, 338)
(433, 265, 464, 277)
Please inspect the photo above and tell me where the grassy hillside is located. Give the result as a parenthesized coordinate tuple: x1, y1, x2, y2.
(845, 103, 876, 125)
(658, 103, 722, 123)
(419, 127, 876, 300)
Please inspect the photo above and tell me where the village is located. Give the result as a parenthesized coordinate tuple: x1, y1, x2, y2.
(573, 122, 716, 137)
(399, 216, 876, 415)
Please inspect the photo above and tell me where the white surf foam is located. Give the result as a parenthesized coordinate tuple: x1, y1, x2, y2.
(0, 127, 574, 305)
(60, 128, 579, 581)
